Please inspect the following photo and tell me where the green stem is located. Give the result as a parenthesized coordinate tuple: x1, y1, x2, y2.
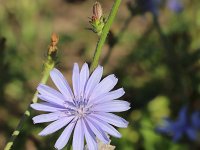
(90, 0, 121, 72)
(4, 56, 55, 150)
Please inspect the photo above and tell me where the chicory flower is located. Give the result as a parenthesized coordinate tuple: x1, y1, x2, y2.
(31, 63, 130, 150)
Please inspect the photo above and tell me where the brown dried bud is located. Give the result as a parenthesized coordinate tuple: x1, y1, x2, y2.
(51, 32, 59, 47)
(92, 1, 103, 20)
(48, 32, 59, 55)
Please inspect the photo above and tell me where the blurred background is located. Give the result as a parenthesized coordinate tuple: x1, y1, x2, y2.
(0, 0, 200, 149)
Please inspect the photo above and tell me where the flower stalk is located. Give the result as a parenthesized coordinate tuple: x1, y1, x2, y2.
(4, 33, 59, 150)
(90, 0, 122, 72)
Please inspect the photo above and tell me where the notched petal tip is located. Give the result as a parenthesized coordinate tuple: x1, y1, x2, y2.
(73, 63, 79, 71)
(116, 133, 122, 138)
(32, 117, 38, 124)
(119, 118, 129, 128)
(125, 120, 129, 126)
(127, 106, 131, 111)
(121, 89, 125, 96)
(110, 74, 118, 82)
(38, 131, 47, 136)
(30, 103, 36, 109)
(111, 74, 118, 79)
(115, 88, 125, 99)
(81, 63, 89, 73)
(97, 64, 103, 68)
(117, 100, 131, 107)
(122, 100, 131, 108)
(94, 65, 103, 74)
(118, 118, 129, 128)
(121, 87, 125, 92)
(32, 120, 37, 124)
(83, 62, 88, 66)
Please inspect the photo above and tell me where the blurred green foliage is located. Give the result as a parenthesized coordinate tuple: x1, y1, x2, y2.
(0, 0, 200, 150)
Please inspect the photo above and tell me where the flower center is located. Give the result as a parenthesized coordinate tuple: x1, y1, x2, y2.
(63, 98, 91, 117)
(75, 100, 89, 118)
(77, 107, 85, 117)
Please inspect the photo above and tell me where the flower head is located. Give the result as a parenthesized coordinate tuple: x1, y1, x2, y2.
(156, 106, 200, 142)
(31, 63, 130, 150)
(167, 0, 183, 13)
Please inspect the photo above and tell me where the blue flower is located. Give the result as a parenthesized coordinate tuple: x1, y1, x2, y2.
(167, 0, 183, 13)
(31, 63, 130, 150)
(157, 106, 200, 141)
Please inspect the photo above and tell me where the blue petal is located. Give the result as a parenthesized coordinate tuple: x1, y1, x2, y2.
(72, 63, 80, 99)
(156, 118, 174, 134)
(85, 66, 103, 99)
(88, 115, 121, 138)
(186, 127, 197, 141)
(92, 112, 128, 128)
(172, 131, 182, 142)
(177, 106, 187, 125)
(37, 84, 65, 105)
(82, 119, 97, 150)
(39, 116, 74, 136)
(73, 119, 84, 150)
(55, 119, 77, 150)
(31, 102, 65, 112)
(89, 88, 125, 105)
(79, 63, 89, 98)
(85, 117, 109, 144)
(191, 111, 200, 128)
(33, 112, 66, 124)
(50, 68, 74, 102)
(91, 100, 130, 112)
(90, 74, 118, 100)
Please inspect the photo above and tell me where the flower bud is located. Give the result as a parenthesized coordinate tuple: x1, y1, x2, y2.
(51, 32, 59, 47)
(48, 33, 59, 56)
(92, 1, 103, 20)
(89, 1, 105, 36)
